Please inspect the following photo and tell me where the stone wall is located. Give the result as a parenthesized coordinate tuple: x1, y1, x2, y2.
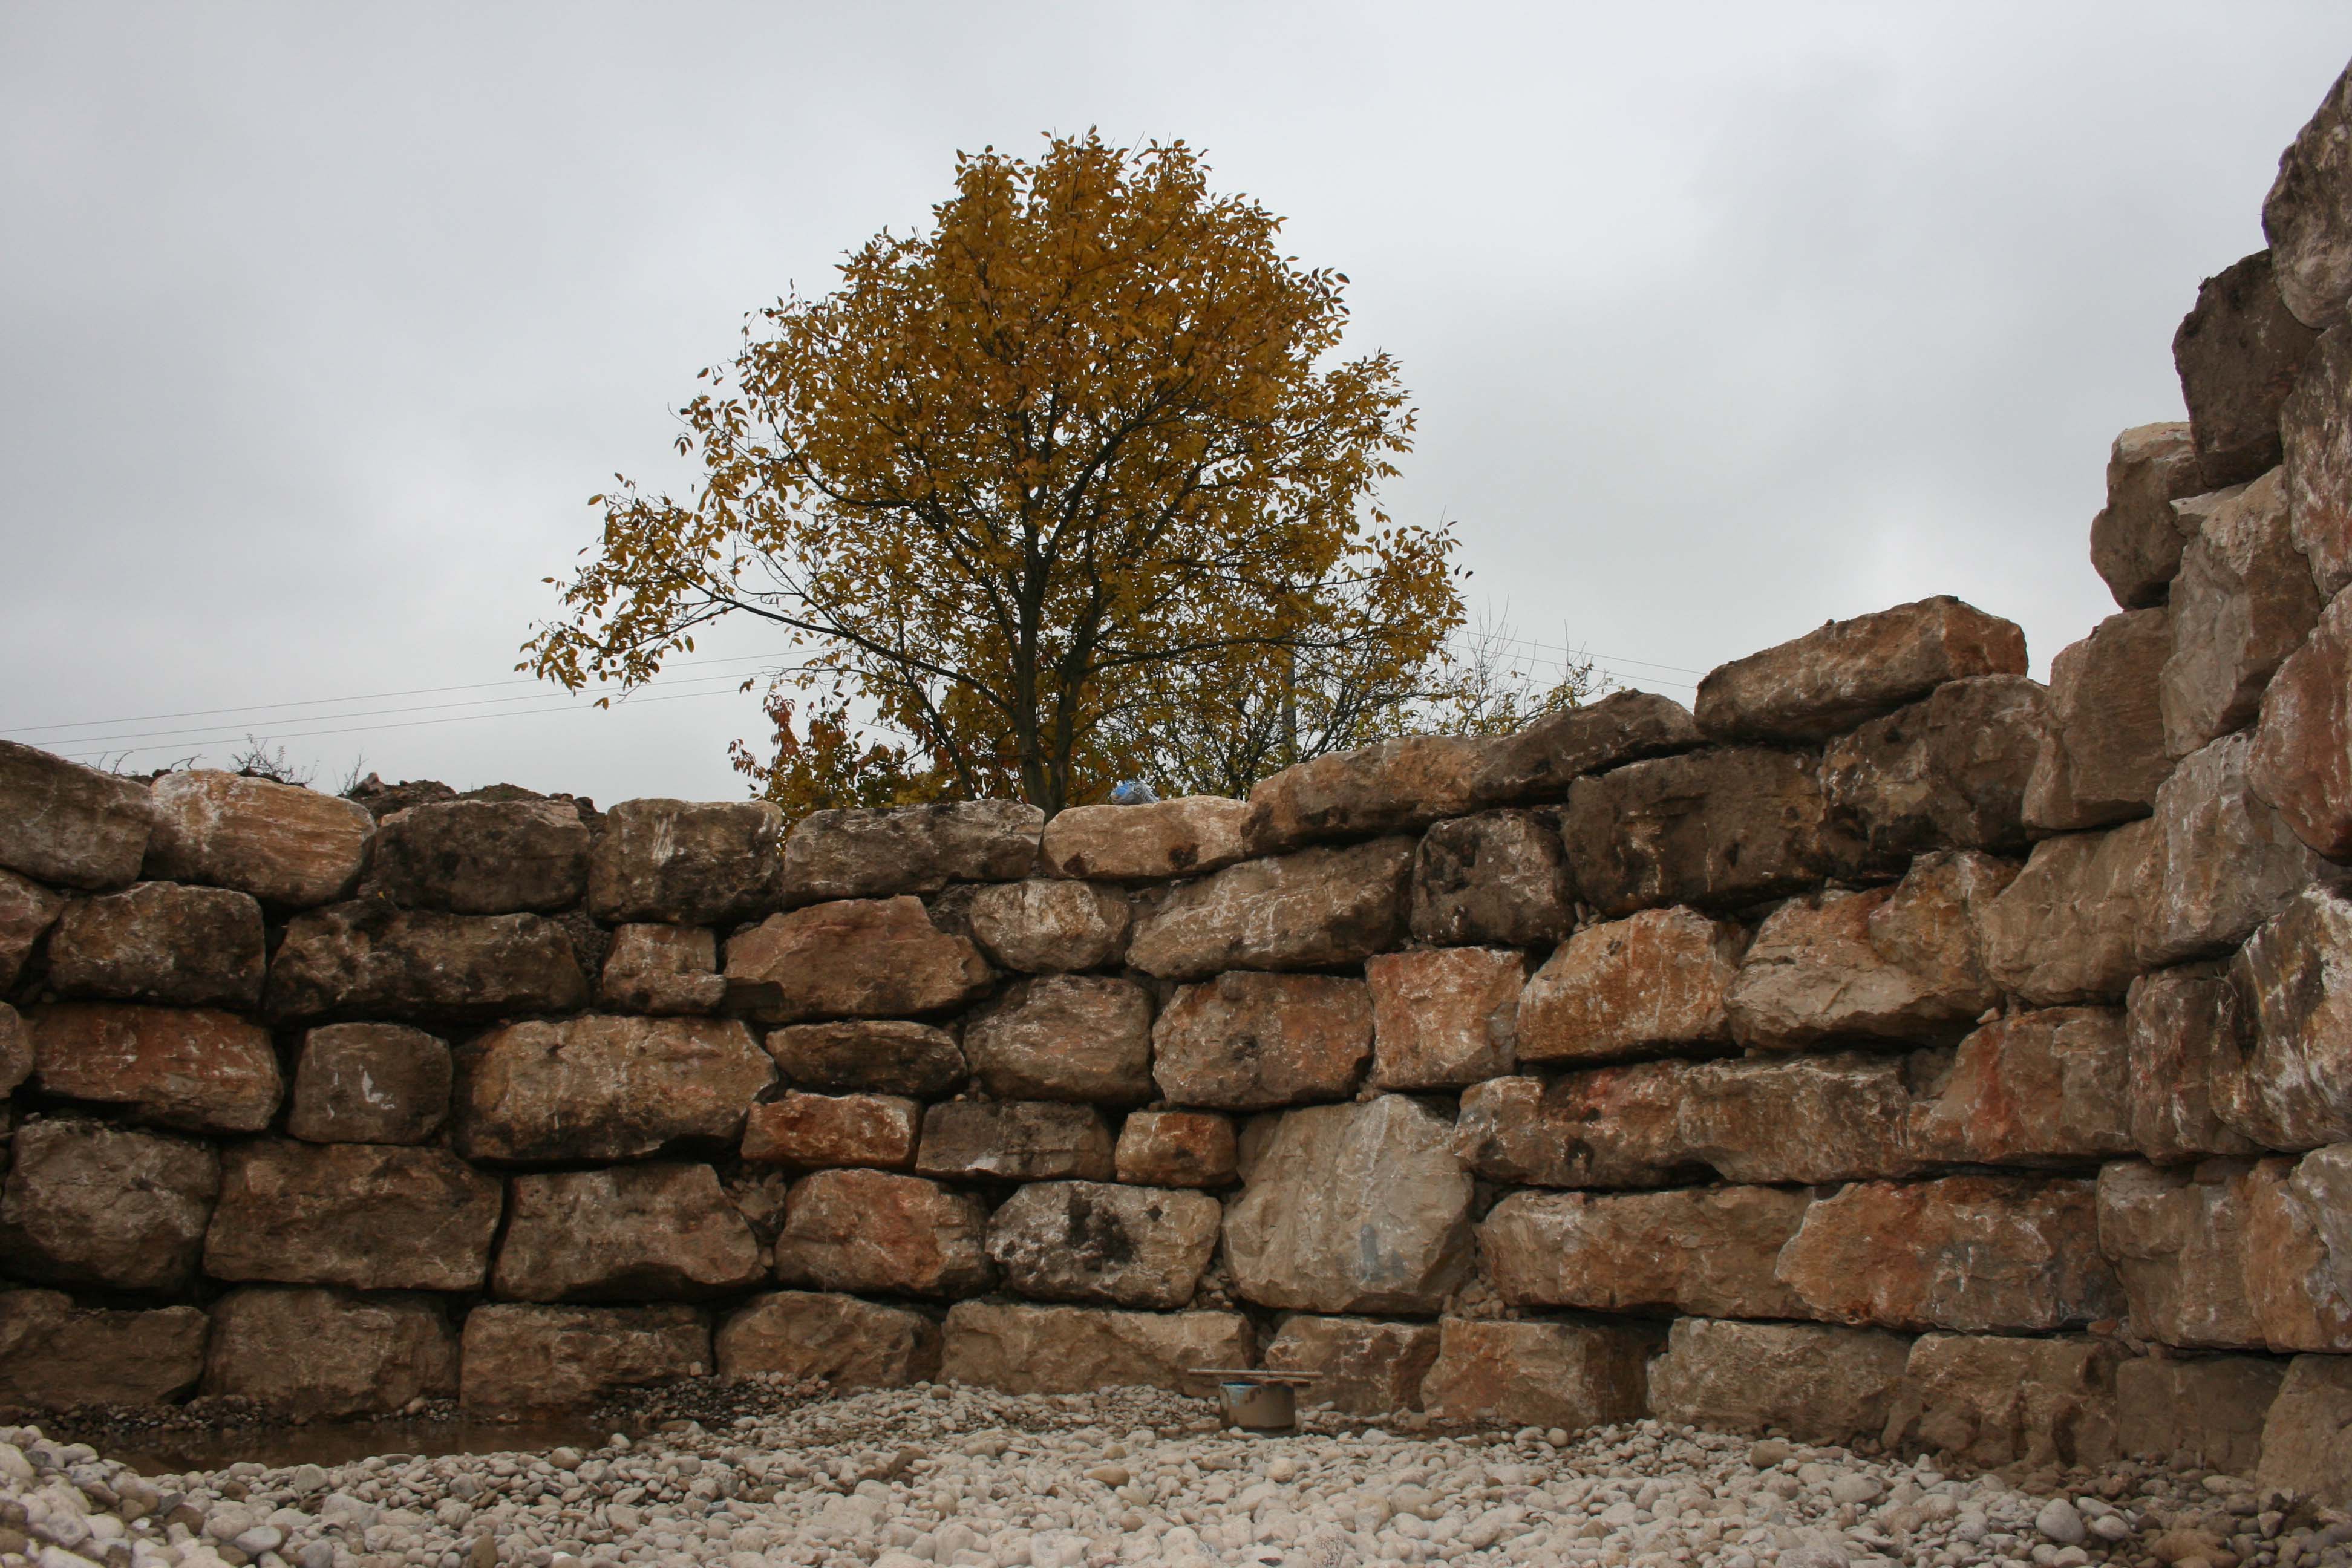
(4, 59, 2352, 1505)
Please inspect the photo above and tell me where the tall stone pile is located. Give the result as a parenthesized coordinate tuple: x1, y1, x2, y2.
(4, 57, 2352, 1507)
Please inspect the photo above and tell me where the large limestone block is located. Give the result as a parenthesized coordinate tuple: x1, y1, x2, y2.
(1223, 1096, 1473, 1315)
(2145, 733, 2334, 967)
(1879, 1334, 2121, 1471)
(1126, 837, 1413, 979)
(1909, 1008, 2134, 1166)
(0, 1002, 27, 1097)
(783, 802, 1043, 904)
(2099, 1159, 2269, 1350)
(1561, 748, 1857, 915)
(1981, 820, 2158, 1005)
(588, 797, 783, 924)
(2023, 608, 2172, 831)
(0, 868, 65, 990)
(2090, 422, 2209, 609)
(1417, 1318, 1656, 1431)
(1725, 850, 2012, 1048)
(722, 896, 993, 1022)
(1821, 676, 2047, 863)
(47, 881, 264, 1007)
(2118, 1357, 2288, 1474)
(1648, 1319, 1912, 1446)
(2163, 471, 2325, 757)
(0, 740, 152, 891)
(1261, 1317, 1442, 1416)
(1515, 906, 1745, 1064)
(1481, 1187, 1814, 1319)
(1694, 596, 2027, 743)
(939, 1302, 1252, 1397)
(1365, 946, 1521, 1090)
(1114, 1111, 1236, 1188)
(1037, 797, 1250, 883)
(0, 1118, 218, 1291)
(915, 1101, 1115, 1182)
(764, 1018, 967, 1097)
(716, 1292, 942, 1388)
(287, 1022, 451, 1145)
(1778, 1176, 2120, 1333)
(266, 900, 589, 1022)
(2128, 964, 2261, 1163)
(742, 1091, 919, 1169)
(1408, 809, 1573, 947)
(964, 975, 1154, 1104)
(773, 1168, 994, 1296)
(365, 798, 589, 914)
(2257, 1354, 2352, 1506)
(1150, 972, 1371, 1110)
(460, 1303, 710, 1411)
(203, 1287, 457, 1418)
(2244, 1145, 2352, 1352)
(598, 923, 725, 1015)
(2251, 585, 2352, 858)
(0, 1291, 207, 1408)
(1453, 1072, 1686, 1189)
(963, 878, 1131, 973)
(2265, 62, 2352, 330)
(204, 1139, 503, 1292)
(2175, 250, 2322, 488)
(2226, 887, 2352, 1149)
(30, 1002, 282, 1134)
(492, 1163, 763, 1302)
(2287, 325, 2352, 596)
(454, 1014, 774, 1163)
(985, 1181, 1222, 1308)
(145, 770, 370, 906)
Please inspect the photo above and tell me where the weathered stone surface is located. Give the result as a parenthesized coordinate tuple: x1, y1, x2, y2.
(1150, 972, 1371, 1110)
(2257, 1354, 2352, 1505)
(588, 797, 785, 925)
(782, 801, 1042, 905)
(1261, 1316, 1442, 1416)
(2100, 1159, 2270, 1350)
(1695, 596, 2027, 744)
(203, 1287, 457, 1418)
(1408, 809, 1573, 947)
(1037, 797, 1251, 883)
(367, 798, 588, 914)
(2226, 887, 2352, 1149)
(454, 1014, 774, 1163)
(1561, 748, 1857, 915)
(1480, 1187, 1814, 1319)
(1463, 690, 1704, 805)
(1821, 676, 2048, 862)
(722, 897, 993, 1022)
(2265, 62, 2352, 330)
(1452, 1072, 1687, 1190)
(985, 1180, 1222, 1308)
(964, 975, 1154, 1104)
(1417, 1318, 1656, 1431)
(2251, 584, 2352, 859)
(939, 1302, 1252, 1397)
(2178, 250, 2324, 486)
(0, 1290, 207, 1408)
(1982, 820, 2158, 1005)
(0, 741, 152, 891)
(2118, 1356, 2287, 1474)
(286, 1022, 450, 1145)
(2287, 325, 2352, 597)
(773, 1168, 993, 1296)
(145, 769, 370, 906)
(914, 1100, 1114, 1183)
(1909, 1008, 2134, 1166)
(1126, 837, 1413, 980)
(30, 1002, 281, 1133)
(0, 1002, 27, 1097)
(0, 867, 64, 991)
(1224, 1095, 1473, 1314)
(716, 1292, 942, 1389)
(1648, 1319, 1912, 1446)
(1515, 907, 1746, 1065)
(763, 1018, 967, 1098)
(1364, 946, 1521, 1090)
(2129, 964, 2262, 1163)
(45, 881, 264, 1007)
(2091, 422, 2209, 608)
(492, 1163, 763, 1302)
(1779, 1176, 2120, 1333)
(962, 878, 1131, 973)
(1114, 1110, 1236, 1188)
(2244, 1145, 2352, 1352)
(0, 1118, 218, 1292)
(1880, 1334, 2122, 1470)
(460, 1303, 710, 1411)
(2146, 733, 2333, 968)
(741, 1091, 919, 1169)
(204, 1139, 502, 1291)
(2023, 608, 2172, 831)
(1726, 851, 2012, 1048)
(2163, 471, 2325, 757)
(267, 900, 589, 1022)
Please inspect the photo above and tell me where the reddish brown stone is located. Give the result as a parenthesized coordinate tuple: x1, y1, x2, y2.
(1982, 820, 2158, 1005)
(30, 1002, 281, 1134)
(963, 975, 1154, 1104)
(454, 1014, 775, 1163)
(2174, 250, 2321, 487)
(2145, 732, 2334, 967)
(1881, 1333, 2122, 1470)
(2024, 607, 2172, 832)
(0, 1289, 207, 1408)
(2242, 1147, 2352, 1353)
(1417, 1318, 1658, 1431)
(741, 1091, 919, 1169)
(963, 878, 1131, 973)
(771, 1168, 993, 1297)
(1364, 946, 1522, 1090)
(1695, 596, 2027, 743)
(1561, 748, 1858, 915)
(266, 900, 589, 1022)
(1452, 1071, 1687, 1190)
(1677, 1053, 1919, 1184)
(287, 1022, 451, 1145)
(2264, 62, 2352, 330)
(2285, 324, 2352, 596)
(46, 881, 264, 1007)
(0, 1002, 27, 1097)
(0, 1118, 219, 1292)
(1113, 1109, 1237, 1188)
(2099, 1158, 2270, 1350)
(0, 740, 153, 892)
(782, 801, 1043, 904)
(1262, 1316, 1442, 1416)
(598, 922, 726, 1014)
(2256, 1354, 2352, 1503)
(1648, 1319, 1913, 1446)
(1150, 971, 1371, 1109)
(203, 1287, 457, 1418)
(1909, 1007, 2133, 1166)
(913, 1100, 1115, 1182)
(985, 1180, 1223, 1308)
(1481, 1186, 1814, 1319)
(2128, 964, 2262, 1163)
(2163, 469, 2325, 757)
(716, 1291, 942, 1388)
(204, 1139, 503, 1292)
(763, 1018, 967, 1098)
(2249, 584, 2352, 860)
(1515, 906, 1746, 1064)
(1126, 837, 1413, 980)
(0, 867, 63, 991)
(938, 1301, 1252, 1397)
(1821, 675, 2048, 863)
(2226, 887, 2352, 1149)
(366, 798, 589, 914)
(1037, 797, 1251, 883)
(723, 896, 994, 1022)
(2091, 422, 2208, 609)
(459, 1303, 710, 1411)
(2117, 1356, 2287, 1474)
(1408, 809, 1574, 947)
(144, 769, 371, 907)
(587, 797, 784, 925)
(492, 1162, 765, 1302)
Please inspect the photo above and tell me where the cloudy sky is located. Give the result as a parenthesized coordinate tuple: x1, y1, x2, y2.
(4, 4, 2345, 806)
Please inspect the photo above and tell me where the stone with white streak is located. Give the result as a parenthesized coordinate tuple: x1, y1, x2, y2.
(144, 769, 372, 906)
(1515, 906, 1745, 1065)
(1126, 837, 1413, 979)
(0, 740, 153, 891)
(1364, 945, 1521, 1090)
(1982, 819, 2158, 1005)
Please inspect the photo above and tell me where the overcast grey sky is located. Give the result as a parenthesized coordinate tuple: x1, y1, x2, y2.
(4, 4, 2346, 805)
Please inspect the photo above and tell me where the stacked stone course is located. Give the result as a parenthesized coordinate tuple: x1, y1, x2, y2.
(3, 56, 2352, 1509)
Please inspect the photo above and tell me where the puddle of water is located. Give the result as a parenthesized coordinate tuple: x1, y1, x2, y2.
(99, 1415, 632, 1478)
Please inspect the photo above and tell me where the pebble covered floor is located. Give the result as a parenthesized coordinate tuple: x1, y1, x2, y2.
(4, 1387, 2349, 1568)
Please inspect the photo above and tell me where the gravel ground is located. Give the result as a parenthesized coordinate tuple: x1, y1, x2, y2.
(4, 1386, 2348, 1568)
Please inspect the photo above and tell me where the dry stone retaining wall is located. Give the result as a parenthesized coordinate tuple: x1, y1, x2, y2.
(5, 58, 2352, 1508)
